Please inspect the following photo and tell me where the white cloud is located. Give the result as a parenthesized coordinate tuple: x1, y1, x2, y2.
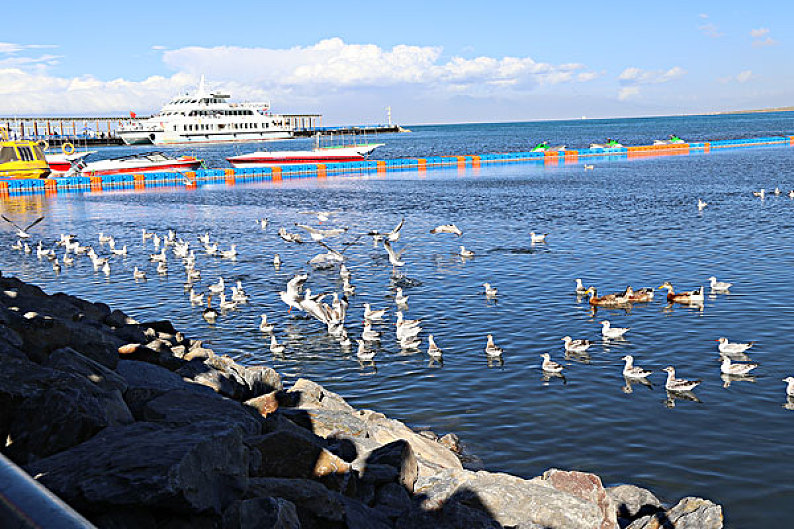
(736, 70, 753, 83)
(151, 45, 168, 51)
(752, 36, 777, 47)
(699, 22, 723, 38)
(750, 27, 777, 47)
(750, 28, 770, 38)
(618, 86, 640, 101)
(618, 66, 685, 85)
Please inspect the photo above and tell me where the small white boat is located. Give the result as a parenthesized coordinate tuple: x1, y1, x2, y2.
(227, 143, 384, 167)
(46, 151, 96, 173)
(69, 151, 203, 177)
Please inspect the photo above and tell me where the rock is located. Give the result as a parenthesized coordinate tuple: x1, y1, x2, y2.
(104, 309, 134, 328)
(286, 378, 355, 413)
(607, 484, 662, 521)
(245, 391, 279, 417)
(177, 357, 280, 401)
(89, 508, 157, 529)
(142, 320, 177, 335)
(413, 468, 607, 529)
(248, 429, 350, 479)
(439, 433, 461, 454)
(145, 339, 172, 354)
(117, 343, 160, 364)
(374, 481, 412, 518)
(279, 407, 368, 438)
(627, 497, 723, 529)
(116, 359, 214, 418)
(239, 365, 282, 396)
(542, 468, 617, 529)
(171, 345, 187, 358)
(143, 389, 263, 436)
(359, 409, 462, 479)
(45, 347, 128, 393)
(183, 347, 212, 362)
(222, 497, 301, 529)
(358, 463, 399, 485)
(25, 421, 249, 515)
(1, 354, 133, 464)
(367, 440, 418, 492)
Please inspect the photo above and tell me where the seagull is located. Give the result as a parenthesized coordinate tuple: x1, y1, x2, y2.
(430, 224, 463, 236)
(784, 377, 794, 398)
(270, 335, 285, 354)
(362, 321, 381, 342)
(575, 278, 588, 294)
(485, 334, 503, 357)
(369, 218, 405, 243)
(339, 264, 352, 280)
(219, 293, 236, 311)
(279, 274, 307, 312)
(384, 240, 407, 268)
(342, 276, 356, 295)
(273, 254, 282, 267)
(189, 288, 204, 304)
(231, 286, 248, 303)
(10, 240, 22, 251)
(621, 355, 652, 379)
(716, 337, 755, 355)
(483, 283, 498, 296)
(149, 248, 167, 262)
(789, 190, 794, 199)
(101, 261, 111, 276)
(774, 187, 782, 196)
(62, 254, 74, 265)
(259, 314, 274, 333)
(399, 334, 422, 350)
(356, 340, 376, 361)
(1, 215, 44, 239)
(142, 229, 155, 240)
(540, 353, 564, 373)
(258, 218, 269, 230)
(584, 164, 594, 170)
(208, 277, 225, 295)
(133, 266, 146, 280)
(220, 245, 237, 259)
(98, 232, 112, 244)
(753, 189, 765, 199)
(394, 287, 409, 306)
(203, 242, 218, 256)
(52, 258, 61, 273)
(663, 366, 701, 392)
(300, 210, 338, 223)
(697, 199, 708, 211)
(427, 334, 443, 358)
(561, 336, 591, 354)
(459, 245, 475, 258)
(198, 232, 211, 245)
(719, 356, 758, 376)
(530, 232, 548, 244)
(708, 276, 732, 292)
(111, 245, 128, 256)
(295, 223, 348, 242)
(278, 228, 303, 244)
(364, 303, 387, 321)
(601, 320, 630, 339)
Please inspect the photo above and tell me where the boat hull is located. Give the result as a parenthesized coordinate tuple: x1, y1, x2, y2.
(81, 159, 202, 177)
(227, 144, 384, 167)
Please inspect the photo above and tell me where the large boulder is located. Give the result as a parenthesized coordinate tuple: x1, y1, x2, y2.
(221, 497, 301, 529)
(247, 429, 351, 479)
(607, 484, 662, 521)
(177, 357, 281, 401)
(45, 347, 128, 393)
(413, 468, 608, 529)
(286, 378, 355, 413)
(627, 497, 723, 529)
(116, 359, 214, 418)
(367, 440, 418, 492)
(541, 468, 617, 529)
(25, 421, 250, 516)
(1, 354, 133, 464)
(143, 389, 263, 436)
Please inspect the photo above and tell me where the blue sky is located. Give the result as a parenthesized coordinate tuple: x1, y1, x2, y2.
(1, 1, 791, 124)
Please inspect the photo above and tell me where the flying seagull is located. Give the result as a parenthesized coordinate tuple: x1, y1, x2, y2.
(2, 215, 44, 239)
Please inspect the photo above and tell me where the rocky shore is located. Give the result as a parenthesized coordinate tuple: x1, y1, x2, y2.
(0, 273, 724, 528)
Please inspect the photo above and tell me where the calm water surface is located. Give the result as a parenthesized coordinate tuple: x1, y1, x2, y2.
(3, 114, 794, 527)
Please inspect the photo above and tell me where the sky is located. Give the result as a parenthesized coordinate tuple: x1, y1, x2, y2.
(1, 1, 792, 125)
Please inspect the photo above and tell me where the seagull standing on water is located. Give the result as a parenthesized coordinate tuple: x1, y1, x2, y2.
(663, 366, 701, 392)
(427, 334, 443, 359)
(575, 278, 588, 294)
(621, 355, 652, 379)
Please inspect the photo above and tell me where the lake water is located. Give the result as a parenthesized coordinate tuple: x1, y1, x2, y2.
(3, 113, 794, 527)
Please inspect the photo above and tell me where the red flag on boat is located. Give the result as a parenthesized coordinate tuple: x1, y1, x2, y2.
(129, 111, 137, 119)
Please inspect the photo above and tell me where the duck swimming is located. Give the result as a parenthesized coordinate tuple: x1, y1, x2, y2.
(584, 287, 629, 307)
(658, 282, 704, 304)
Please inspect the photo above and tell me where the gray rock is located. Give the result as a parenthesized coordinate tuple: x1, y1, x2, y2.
(142, 320, 177, 335)
(286, 378, 355, 413)
(89, 508, 157, 529)
(116, 359, 214, 418)
(627, 496, 723, 529)
(279, 407, 368, 438)
(143, 389, 263, 436)
(222, 497, 301, 529)
(542, 468, 617, 529)
(246, 477, 347, 523)
(367, 440, 418, 492)
(414, 468, 607, 529)
(25, 421, 249, 515)
(607, 484, 662, 521)
(374, 481, 412, 518)
(178, 357, 273, 401)
(45, 347, 128, 393)
(1, 354, 133, 464)
(247, 429, 351, 479)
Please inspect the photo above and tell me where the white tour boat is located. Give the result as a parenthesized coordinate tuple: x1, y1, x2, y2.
(118, 77, 293, 146)
(227, 141, 384, 167)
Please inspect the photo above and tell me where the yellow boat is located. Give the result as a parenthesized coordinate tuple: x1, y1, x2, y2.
(0, 128, 51, 179)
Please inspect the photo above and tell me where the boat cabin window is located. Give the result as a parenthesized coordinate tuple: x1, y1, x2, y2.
(17, 146, 35, 161)
(0, 146, 18, 163)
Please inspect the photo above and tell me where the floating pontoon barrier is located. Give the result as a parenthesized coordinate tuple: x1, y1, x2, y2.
(1, 135, 792, 197)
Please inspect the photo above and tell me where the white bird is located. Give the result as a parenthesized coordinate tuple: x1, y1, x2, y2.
(220, 245, 237, 259)
(273, 254, 282, 267)
(783, 377, 794, 398)
(601, 320, 630, 339)
(387, 218, 405, 242)
(111, 245, 128, 256)
(157, 261, 168, 275)
(208, 277, 225, 295)
(789, 190, 794, 199)
(278, 228, 303, 244)
(219, 293, 236, 311)
(394, 287, 409, 306)
(149, 248, 167, 262)
(231, 286, 249, 303)
(133, 266, 146, 280)
(716, 337, 755, 355)
(295, 223, 348, 242)
(203, 242, 218, 256)
(101, 261, 111, 276)
(279, 274, 307, 312)
(142, 229, 155, 240)
(485, 334, 503, 357)
(356, 339, 376, 361)
(697, 198, 708, 211)
(530, 232, 548, 244)
(663, 366, 701, 392)
(774, 187, 782, 196)
(258, 218, 269, 229)
(342, 277, 356, 295)
(270, 335, 286, 354)
(339, 263, 352, 280)
(259, 314, 274, 333)
(23, 242, 31, 254)
(301, 210, 338, 223)
(459, 245, 475, 258)
(427, 334, 443, 358)
(399, 334, 422, 350)
(10, 239, 22, 251)
(753, 188, 765, 199)
(98, 232, 112, 244)
(362, 321, 381, 342)
(364, 303, 387, 321)
(540, 353, 564, 373)
(708, 276, 732, 292)
(384, 240, 407, 267)
(189, 288, 204, 304)
(62, 254, 74, 265)
(621, 355, 652, 379)
(52, 258, 61, 273)
(561, 336, 592, 354)
(430, 224, 463, 236)
(198, 232, 211, 245)
(719, 356, 758, 376)
(575, 278, 588, 294)
(583, 164, 594, 170)
(483, 283, 498, 296)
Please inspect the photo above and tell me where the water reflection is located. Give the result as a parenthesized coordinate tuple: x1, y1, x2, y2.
(721, 373, 757, 388)
(622, 376, 653, 394)
(664, 390, 702, 408)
